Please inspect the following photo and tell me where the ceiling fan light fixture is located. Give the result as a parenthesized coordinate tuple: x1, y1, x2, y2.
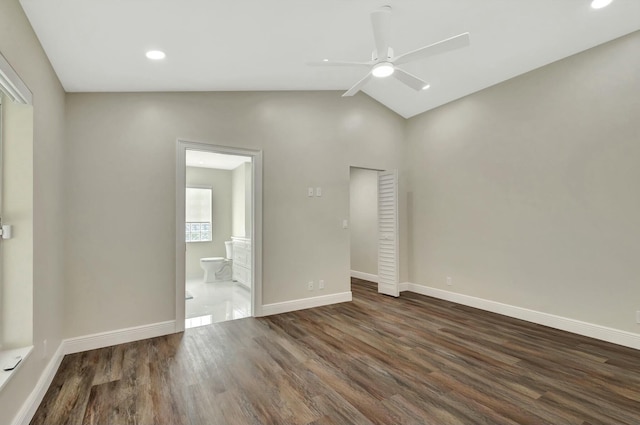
(591, 0, 612, 9)
(145, 50, 166, 60)
(372, 62, 394, 78)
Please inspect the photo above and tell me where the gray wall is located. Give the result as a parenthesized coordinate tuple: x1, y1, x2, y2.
(63, 91, 407, 337)
(231, 162, 251, 238)
(1, 97, 33, 349)
(349, 168, 378, 276)
(0, 0, 66, 423)
(406, 31, 640, 333)
(185, 166, 233, 279)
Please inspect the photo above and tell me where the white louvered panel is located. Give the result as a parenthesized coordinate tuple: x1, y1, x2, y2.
(377, 170, 399, 297)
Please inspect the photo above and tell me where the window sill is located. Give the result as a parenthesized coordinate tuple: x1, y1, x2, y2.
(0, 345, 33, 391)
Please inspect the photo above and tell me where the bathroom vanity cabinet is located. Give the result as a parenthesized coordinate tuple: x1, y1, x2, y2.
(232, 237, 251, 289)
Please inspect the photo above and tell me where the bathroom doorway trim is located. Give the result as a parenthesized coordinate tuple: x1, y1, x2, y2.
(175, 140, 263, 332)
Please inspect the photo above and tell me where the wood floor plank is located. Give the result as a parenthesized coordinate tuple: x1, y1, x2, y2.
(30, 278, 640, 425)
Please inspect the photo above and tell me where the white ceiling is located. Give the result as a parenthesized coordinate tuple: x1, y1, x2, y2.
(186, 150, 251, 170)
(19, 0, 640, 118)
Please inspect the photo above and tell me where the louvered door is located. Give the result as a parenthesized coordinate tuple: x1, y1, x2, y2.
(377, 170, 399, 297)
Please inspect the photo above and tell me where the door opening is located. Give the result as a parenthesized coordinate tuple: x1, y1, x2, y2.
(349, 167, 379, 285)
(348, 166, 399, 296)
(176, 141, 262, 331)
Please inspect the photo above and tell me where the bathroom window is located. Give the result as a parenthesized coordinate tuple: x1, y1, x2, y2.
(186, 187, 212, 242)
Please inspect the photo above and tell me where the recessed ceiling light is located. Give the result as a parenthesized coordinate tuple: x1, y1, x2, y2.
(422, 84, 431, 90)
(591, 0, 612, 9)
(372, 62, 394, 78)
(146, 50, 166, 60)
(323, 59, 329, 62)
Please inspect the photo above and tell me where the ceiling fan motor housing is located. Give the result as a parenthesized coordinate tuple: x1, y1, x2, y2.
(371, 47, 394, 61)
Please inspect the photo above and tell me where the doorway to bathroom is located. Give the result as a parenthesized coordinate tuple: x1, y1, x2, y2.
(176, 141, 262, 331)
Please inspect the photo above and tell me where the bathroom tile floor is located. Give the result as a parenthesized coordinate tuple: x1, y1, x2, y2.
(185, 278, 251, 328)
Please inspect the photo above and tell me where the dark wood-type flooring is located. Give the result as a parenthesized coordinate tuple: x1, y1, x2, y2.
(31, 279, 640, 424)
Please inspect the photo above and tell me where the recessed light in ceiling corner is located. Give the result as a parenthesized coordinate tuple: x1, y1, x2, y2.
(145, 50, 166, 60)
(591, 0, 612, 9)
(421, 84, 431, 91)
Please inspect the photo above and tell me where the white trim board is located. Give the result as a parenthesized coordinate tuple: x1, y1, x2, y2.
(11, 343, 64, 425)
(0, 51, 33, 104)
(262, 292, 352, 316)
(350, 270, 378, 283)
(401, 282, 640, 350)
(63, 320, 176, 355)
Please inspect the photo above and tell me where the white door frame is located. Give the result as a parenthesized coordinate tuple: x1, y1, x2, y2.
(175, 140, 263, 332)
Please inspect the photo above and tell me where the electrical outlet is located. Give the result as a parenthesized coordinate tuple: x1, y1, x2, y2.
(315, 187, 322, 197)
(319, 280, 325, 290)
(446, 276, 452, 286)
(308, 281, 314, 291)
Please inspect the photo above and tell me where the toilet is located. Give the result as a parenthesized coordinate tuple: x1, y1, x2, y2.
(200, 241, 233, 283)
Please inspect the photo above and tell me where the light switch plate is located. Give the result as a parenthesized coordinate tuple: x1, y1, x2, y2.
(307, 187, 314, 197)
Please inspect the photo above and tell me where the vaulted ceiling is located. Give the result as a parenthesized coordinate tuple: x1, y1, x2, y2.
(20, 0, 640, 118)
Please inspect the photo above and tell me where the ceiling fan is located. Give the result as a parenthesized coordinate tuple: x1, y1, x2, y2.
(311, 6, 470, 97)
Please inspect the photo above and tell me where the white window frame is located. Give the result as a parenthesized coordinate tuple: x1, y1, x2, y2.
(185, 186, 212, 243)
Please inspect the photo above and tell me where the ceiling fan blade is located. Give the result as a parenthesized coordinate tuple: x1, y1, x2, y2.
(393, 68, 429, 91)
(342, 72, 372, 97)
(371, 6, 392, 61)
(307, 60, 372, 68)
(393, 32, 470, 65)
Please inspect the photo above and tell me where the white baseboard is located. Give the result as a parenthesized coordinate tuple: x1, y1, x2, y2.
(350, 270, 378, 283)
(262, 292, 352, 316)
(402, 282, 640, 350)
(62, 320, 176, 355)
(12, 343, 65, 425)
